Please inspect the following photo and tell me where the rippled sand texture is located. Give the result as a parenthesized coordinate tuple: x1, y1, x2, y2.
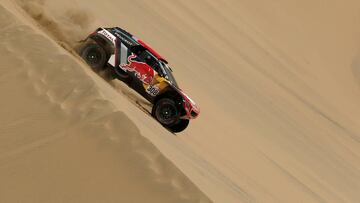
(1, 0, 360, 202)
(0, 4, 210, 203)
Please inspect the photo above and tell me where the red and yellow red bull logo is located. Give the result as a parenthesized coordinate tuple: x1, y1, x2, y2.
(120, 53, 155, 85)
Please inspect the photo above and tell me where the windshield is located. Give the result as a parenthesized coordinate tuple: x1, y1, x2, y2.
(130, 47, 179, 87)
(159, 61, 179, 88)
(132, 48, 161, 72)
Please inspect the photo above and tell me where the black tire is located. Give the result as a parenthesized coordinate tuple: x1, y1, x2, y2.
(152, 98, 180, 128)
(80, 43, 107, 72)
(100, 67, 116, 81)
(114, 67, 132, 84)
(169, 119, 189, 133)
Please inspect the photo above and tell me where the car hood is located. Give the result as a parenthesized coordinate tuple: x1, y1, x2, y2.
(171, 85, 200, 119)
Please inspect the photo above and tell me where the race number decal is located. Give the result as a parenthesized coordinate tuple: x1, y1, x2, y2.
(146, 85, 160, 96)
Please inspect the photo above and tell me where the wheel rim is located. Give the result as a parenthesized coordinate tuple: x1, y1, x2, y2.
(156, 103, 178, 125)
(86, 49, 101, 66)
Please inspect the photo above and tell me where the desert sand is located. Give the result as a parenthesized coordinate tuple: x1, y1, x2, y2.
(0, 0, 360, 202)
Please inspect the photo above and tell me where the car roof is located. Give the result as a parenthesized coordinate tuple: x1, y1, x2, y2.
(137, 39, 168, 64)
(111, 27, 168, 64)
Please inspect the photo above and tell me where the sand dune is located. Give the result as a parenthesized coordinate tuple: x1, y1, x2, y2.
(0, 3, 210, 203)
(1, 0, 360, 202)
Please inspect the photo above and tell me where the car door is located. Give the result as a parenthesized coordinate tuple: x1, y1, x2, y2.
(119, 50, 155, 85)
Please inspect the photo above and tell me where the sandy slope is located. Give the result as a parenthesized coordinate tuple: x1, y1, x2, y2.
(0, 2, 211, 203)
(1, 0, 360, 202)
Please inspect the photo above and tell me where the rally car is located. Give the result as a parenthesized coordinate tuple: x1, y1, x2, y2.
(79, 27, 199, 133)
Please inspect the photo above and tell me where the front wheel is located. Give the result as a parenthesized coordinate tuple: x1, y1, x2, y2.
(152, 98, 190, 132)
(169, 119, 189, 133)
(152, 98, 180, 126)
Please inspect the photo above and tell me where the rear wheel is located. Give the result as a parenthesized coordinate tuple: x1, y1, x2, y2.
(80, 43, 107, 72)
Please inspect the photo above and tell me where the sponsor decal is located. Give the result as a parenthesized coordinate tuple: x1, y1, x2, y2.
(97, 29, 116, 45)
(114, 33, 134, 46)
(120, 53, 155, 85)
